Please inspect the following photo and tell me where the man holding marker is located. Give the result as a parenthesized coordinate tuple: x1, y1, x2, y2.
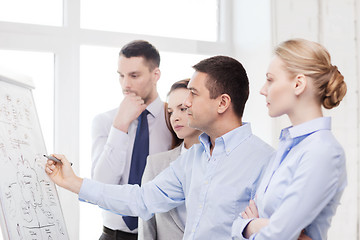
(46, 55, 274, 240)
(44, 155, 73, 166)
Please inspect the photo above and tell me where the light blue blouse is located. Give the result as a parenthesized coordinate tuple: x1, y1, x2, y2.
(79, 123, 274, 240)
(232, 117, 347, 240)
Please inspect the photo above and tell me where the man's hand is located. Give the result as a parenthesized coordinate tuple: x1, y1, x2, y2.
(45, 154, 83, 194)
(113, 93, 147, 132)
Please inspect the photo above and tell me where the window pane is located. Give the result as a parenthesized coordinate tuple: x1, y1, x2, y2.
(0, 50, 55, 155)
(79, 45, 210, 239)
(0, 0, 63, 26)
(81, 0, 218, 41)
(79, 45, 120, 239)
(159, 52, 211, 99)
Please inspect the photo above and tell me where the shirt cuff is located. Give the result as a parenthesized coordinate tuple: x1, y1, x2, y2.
(232, 217, 255, 240)
(78, 178, 103, 205)
(107, 126, 129, 148)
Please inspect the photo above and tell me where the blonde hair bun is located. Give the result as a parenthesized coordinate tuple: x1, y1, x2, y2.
(323, 65, 347, 109)
(275, 39, 347, 109)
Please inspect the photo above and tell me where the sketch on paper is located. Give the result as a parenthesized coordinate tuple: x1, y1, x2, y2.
(0, 80, 69, 240)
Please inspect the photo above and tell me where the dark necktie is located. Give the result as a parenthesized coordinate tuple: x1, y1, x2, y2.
(123, 109, 149, 230)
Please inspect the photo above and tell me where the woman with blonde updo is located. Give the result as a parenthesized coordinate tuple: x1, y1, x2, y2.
(232, 39, 347, 240)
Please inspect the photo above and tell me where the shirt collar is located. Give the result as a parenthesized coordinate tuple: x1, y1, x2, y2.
(180, 142, 188, 155)
(146, 96, 163, 118)
(199, 122, 253, 156)
(280, 117, 331, 140)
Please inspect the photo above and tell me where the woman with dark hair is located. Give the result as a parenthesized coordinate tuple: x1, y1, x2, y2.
(138, 79, 202, 240)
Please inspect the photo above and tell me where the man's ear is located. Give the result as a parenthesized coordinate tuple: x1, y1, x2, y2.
(294, 74, 307, 96)
(218, 94, 231, 114)
(153, 67, 161, 83)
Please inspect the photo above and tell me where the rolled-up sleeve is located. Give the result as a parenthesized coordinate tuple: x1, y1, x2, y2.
(79, 155, 187, 221)
(231, 217, 254, 240)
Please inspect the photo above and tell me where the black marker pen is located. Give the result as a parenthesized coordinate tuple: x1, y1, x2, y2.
(43, 154, 73, 166)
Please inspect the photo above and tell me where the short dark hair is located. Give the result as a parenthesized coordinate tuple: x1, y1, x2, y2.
(192, 56, 249, 118)
(120, 40, 160, 70)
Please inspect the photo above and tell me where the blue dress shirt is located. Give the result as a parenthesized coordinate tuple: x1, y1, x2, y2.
(232, 117, 347, 240)
(79, 123, 274, 240)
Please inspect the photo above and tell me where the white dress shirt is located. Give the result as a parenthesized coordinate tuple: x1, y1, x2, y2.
(91, 96, 172, 232)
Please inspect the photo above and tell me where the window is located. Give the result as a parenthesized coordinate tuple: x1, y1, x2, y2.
(81, 0, 218, 41)
(0, 0, 63, 26)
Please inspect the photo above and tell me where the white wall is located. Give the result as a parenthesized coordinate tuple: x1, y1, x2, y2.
(233, 0, 359, 239)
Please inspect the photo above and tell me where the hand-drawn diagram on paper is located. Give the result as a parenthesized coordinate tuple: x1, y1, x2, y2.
(0, 80, 69, 240)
